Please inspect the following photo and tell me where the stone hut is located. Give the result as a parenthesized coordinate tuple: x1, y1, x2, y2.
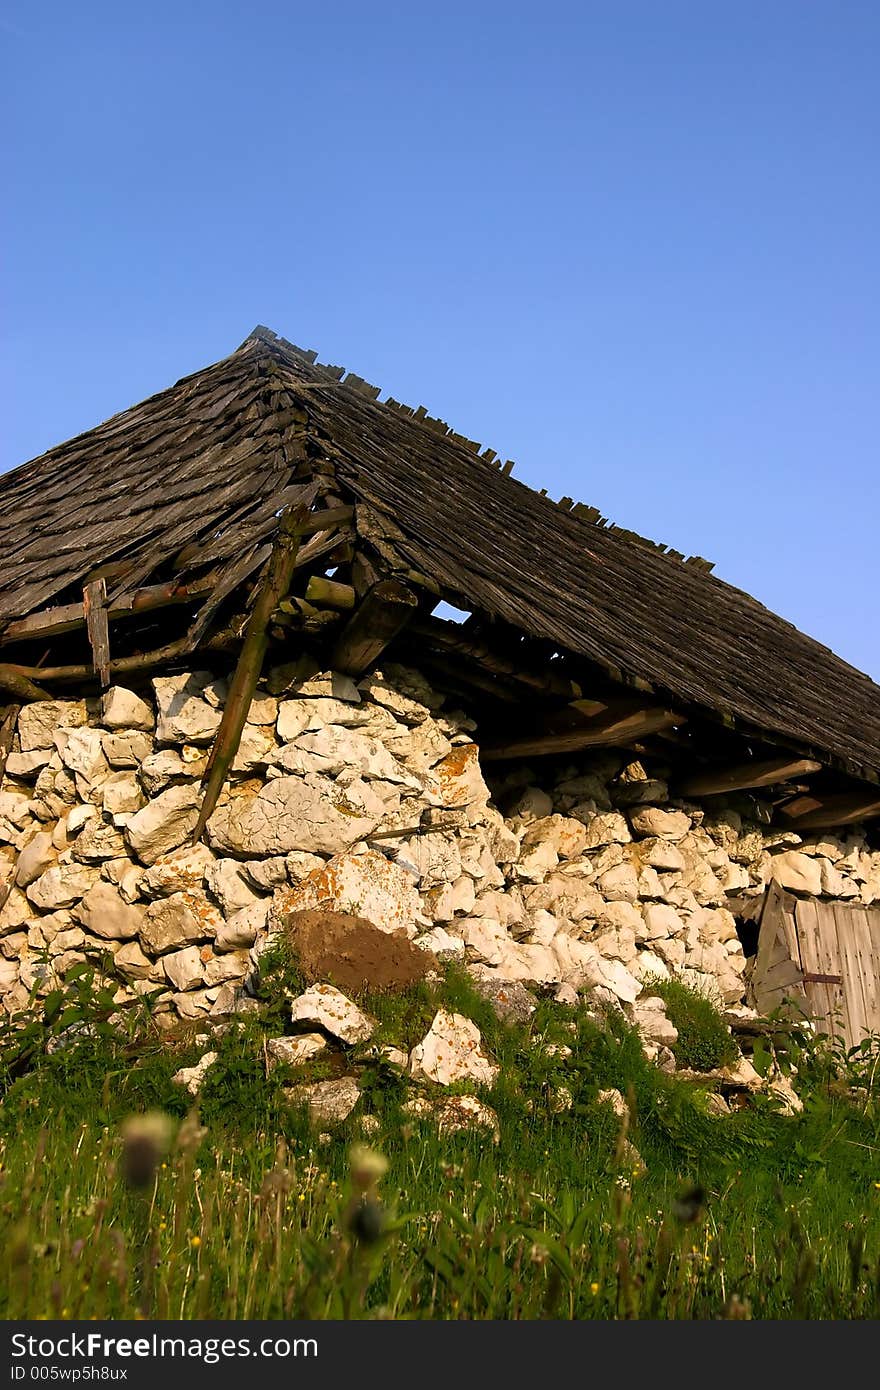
(1, 326, 879, 1043)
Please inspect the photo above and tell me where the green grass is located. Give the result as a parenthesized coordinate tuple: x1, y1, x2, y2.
(1, 962, 880, 1319)
(650, 977, 739, 1072)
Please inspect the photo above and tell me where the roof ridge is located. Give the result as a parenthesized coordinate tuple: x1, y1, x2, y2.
(242, 324, 716, 576)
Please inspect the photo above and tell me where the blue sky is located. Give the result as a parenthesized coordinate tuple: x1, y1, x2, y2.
(3, 2, 878, 678)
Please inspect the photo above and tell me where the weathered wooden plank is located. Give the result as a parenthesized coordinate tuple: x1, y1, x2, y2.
(781, 791, 880, 830)
(849, 907, 878, 1040)
(679, 756, 822, 797)
(83, 578, 111, 688)
(482, 704, 684, 761)
(792, 899, 832, 1035)
(331, 580, 418, 677)
(834, 904, 868, 1048)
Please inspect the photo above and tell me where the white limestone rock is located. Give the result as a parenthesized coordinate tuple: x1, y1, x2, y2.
(15, 831, 56, 888)
(101, 772, 146, 819)
(101, 687, 154, 732)
(409, 1009, 499, 1087)
(172, 1051, 218, 1096)
(75, 882, 146, 940)
(290, 983, 375, 1044)
(641, 903, 685, 940)
(125, 784, 202, 864)
(279, 848, 422, 937)
(205, 858, 262, 916)
(424, 744, 490, 810)
(54, 728, 109, 788)
(153, 672, 223, 745)
(423, 874, 476, 922)
(140, 844, 216, 898)
(413, 926, 466, 956)
(139, 749, 201, 795)
(246, 695, 279, 726)
(163, 945, 207, 991)
(113, 941, 154, 980)
(102, 731, 154, 768)
(632, 995, 678, 1045)
(18, 701, 88, 753)
(5, 749, 54, 779)
(287, 1076, 361, 1126)
(596, 862, 640, 903)
(275, 697, 372, 741)
(207, 774, 381, 858)
(580, 811, 632, 848)
(140, 892, 222, 955)
(26, 863, 100, 911)
(629, 807, 691, 841)
(71, 817, 128, 863)
(267, 1034, 327, 1067)
(770, 851, 823, 896)
(215, 901, 269, 951)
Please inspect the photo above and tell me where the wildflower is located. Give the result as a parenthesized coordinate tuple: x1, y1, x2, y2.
(590, 1282, 599, 1296)
(190, 1236, 201, 1249)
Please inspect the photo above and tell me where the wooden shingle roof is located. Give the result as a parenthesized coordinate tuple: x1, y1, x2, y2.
(2, 325, 879, 785)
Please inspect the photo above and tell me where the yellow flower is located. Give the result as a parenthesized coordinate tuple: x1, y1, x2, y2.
(874, 1182, 880, 1190)
(590, 1282, 600, 1296)
(190, 1236, 201, 1249)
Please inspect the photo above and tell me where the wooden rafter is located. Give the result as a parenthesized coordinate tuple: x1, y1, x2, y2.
(779, 791, 880, 831)
(482, 702, 685, 760)
(679, 756, 823, 797)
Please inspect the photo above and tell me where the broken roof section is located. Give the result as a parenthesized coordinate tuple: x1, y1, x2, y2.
(1, 325, 879, 828)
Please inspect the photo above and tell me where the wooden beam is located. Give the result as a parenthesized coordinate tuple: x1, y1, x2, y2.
(0, 666, 52, 703)
(679, 756, 823, 798)
(83, 579, 111, 688)
(303, 576, 356, 610)
(779, 791, 880, 831)
(410, 617, 585, 700)
(331, 580, 418, 677)
(0, 524, 354, 651)
(192, 487, 318, 845)
(482, 703, 685, 760)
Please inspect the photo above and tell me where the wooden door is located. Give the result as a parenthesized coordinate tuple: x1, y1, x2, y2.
(794, 901, 880, 1050)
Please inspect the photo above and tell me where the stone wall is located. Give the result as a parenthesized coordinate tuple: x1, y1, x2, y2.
(2, 663, 879, 1023)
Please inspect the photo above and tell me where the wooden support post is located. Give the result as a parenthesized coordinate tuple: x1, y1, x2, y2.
(679, 756, 823, 797)
(331, 580, 418, 677)
(83, 578, 111, 688)
(0, 704, 19, 785)
(482, 703, 685, 760)
(779, 791, 880, 831)
(191, 488, 318, 844)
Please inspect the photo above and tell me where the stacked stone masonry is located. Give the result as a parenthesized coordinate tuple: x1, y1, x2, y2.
(2, 664, 880, 1022)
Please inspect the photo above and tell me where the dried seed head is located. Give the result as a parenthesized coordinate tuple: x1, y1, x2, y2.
(120, 1112, 174, 1189)
(349, 1144, 388, 1191)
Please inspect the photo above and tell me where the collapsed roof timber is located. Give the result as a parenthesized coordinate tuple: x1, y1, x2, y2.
(1, 325, 879, 839)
